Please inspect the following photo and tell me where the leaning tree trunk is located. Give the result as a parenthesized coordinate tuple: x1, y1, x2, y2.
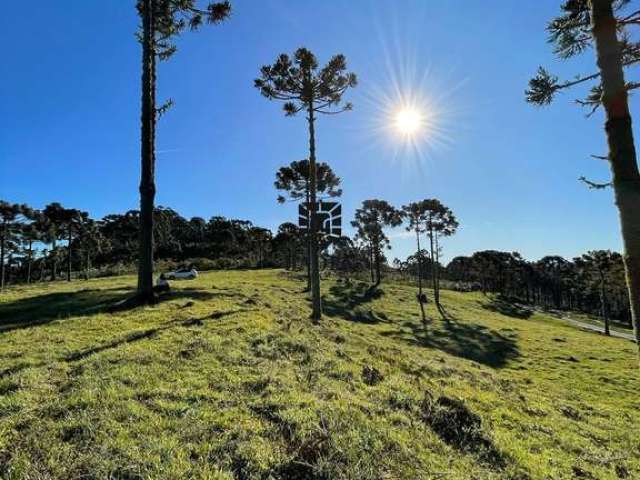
(138, 0, 157, 303)
(590, 0, 640, 349)
(307, 102, 322, 321)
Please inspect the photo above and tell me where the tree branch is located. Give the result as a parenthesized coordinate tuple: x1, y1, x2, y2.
(579, 176, 612, 189)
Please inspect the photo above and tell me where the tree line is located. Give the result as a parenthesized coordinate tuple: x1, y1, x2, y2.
(0, 200, 294, 285)
(440, 250, 630, 335)
(0, 194, 457, 293)
(1, 196, 631, 336)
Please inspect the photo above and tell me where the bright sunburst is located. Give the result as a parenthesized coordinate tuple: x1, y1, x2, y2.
(355, 63, 464, 172)
(394, 107, 424, 136)
(349, 11, 468, 173)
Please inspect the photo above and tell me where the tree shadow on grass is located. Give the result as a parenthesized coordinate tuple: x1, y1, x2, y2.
(322, 282, 519, 368)
(382, 315, 520, 368)
(0, 286, 224, 334)
(436, 302, 456, 322)
(322, 281, 388, 324)
(1, 308, 244, 377)
(481, 295, 533, 320)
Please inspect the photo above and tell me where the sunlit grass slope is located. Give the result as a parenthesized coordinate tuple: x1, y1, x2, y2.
(0, 270, 638, 479)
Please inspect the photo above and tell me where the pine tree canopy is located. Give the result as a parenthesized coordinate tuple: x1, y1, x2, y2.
(526, 0, 640, 114)
(137, 0, 231, 61)
(254, 47, 357, 116)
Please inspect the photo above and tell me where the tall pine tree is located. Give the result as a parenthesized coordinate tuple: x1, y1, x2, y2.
(136, 0, 231, 303)
(526, 0, 640, 349)
(256, 48, 356, 321)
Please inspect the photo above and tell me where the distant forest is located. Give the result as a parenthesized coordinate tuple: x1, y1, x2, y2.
(1, 200, 631, 328)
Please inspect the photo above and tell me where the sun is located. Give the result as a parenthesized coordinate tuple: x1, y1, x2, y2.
(394, 108, 423, 136)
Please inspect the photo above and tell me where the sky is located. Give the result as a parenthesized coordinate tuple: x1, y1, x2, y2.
(0, 0, 630, 263)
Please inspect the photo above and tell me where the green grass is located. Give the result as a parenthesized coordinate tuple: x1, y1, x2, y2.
(0, 270, 638, 479)
(546, 309, 634, 336)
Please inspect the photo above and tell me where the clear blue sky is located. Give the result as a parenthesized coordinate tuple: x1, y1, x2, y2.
(0, 0, 628, 262)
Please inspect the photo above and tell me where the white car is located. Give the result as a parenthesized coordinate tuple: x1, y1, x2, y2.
(164, 268, 198, 280)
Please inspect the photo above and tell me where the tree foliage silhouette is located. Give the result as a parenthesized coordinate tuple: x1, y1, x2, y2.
(274, 159, 342, 290)
(61, 208, 88, 282)
(576, 250, 623, 335)
(526, 0, 640, 348)
(414, 199, 459, 308)
(273, 222, 303, 270)
(274, 159, 342, 205)
(136, 0, 231, 303)
(351, 200, 402, 288)
(42, 203, 68, 281)
(0, 202, 32, 290)
(256, 47, 356, 321)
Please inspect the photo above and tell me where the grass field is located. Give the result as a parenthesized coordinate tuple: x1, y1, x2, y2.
(0, 270, 638, 479)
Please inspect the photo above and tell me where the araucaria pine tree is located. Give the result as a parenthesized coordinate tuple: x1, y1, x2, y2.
(274, 159, 342, 290)
(351, 200, 402, 288)
(255, 48, 357, 321)
(526, 0, 640, 349)
(575, 250, 622, 336)
(136, 0, 231, 303)
(421, 199, 458, 308)
(0, 202, 32, 291)
(401, 201, 430, 323)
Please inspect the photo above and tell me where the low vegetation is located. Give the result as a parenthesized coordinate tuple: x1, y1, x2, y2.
(1, 270, 638, 479)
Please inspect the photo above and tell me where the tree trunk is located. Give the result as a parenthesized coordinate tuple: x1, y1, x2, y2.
(305, 187, 311, 291)
(6, 254, 12, 286)
(416, 227, 426, 323)
(291, 244, 295, 270)
(374, 241, 381, 287)
(307, 102, 322, 321)
(85, 249, 90, 280)
(435, 232, 441, 298)
(0, 221, 6, 291)
(600, 272, 610, 336)
(50, 238, 57, 281)
(416, 229, 423, 296)
(590, 0, 640, 349)
(27, 239, 33, 284)
(369, 243, 374, 283)
(428, 221, 439, 306)
(67, 223, 72, 282)
(138, 0, 157, 304)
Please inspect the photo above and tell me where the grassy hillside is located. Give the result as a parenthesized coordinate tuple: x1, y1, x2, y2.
(0, 270, 638, 479)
